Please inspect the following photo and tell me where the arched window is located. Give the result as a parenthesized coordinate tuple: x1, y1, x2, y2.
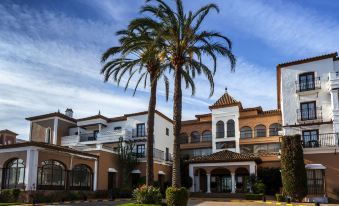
(190, 131, 200, 143)
(179, 133, 188, 144)
(269, 123, 282, 136)
(227, 120, 235, 137)
(2, 158, 25, 189)
(216, 121, 224, 138)
(37, 160, 66, 190)
(255, 125, 266, 137)
(202, 130, 212, 142)
(70, 164, 92, 190)
(240, 127, 252, 139)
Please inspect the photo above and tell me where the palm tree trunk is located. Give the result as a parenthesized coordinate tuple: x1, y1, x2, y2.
(146, 73, 157, 186)
(172, 68, 182, 188)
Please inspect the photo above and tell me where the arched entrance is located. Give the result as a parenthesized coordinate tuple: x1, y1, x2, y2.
(210, 168, 231, 193)
(194, 168, 207, 192)
(235, 167, 250, 193)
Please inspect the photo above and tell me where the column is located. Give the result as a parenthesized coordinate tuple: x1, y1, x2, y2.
(53, 118, 58, 145)
(206, 173, 211, 193)
(93, 159, 98, 191)
(231, 172, 236, 193)
(189, 165, 194, 192)
(249, 163, 256, 175)
(25, 149, 39, 190)
(29, 122, 33, 141)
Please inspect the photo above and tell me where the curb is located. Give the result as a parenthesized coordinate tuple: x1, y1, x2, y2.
(20, 198, 131, 205)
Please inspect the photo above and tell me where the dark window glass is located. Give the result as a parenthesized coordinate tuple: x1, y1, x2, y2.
(136, 123, 145, 137)
(165, 148, 170, 161)
(227, 120, 235, 137)
(299, 72, 315, 91)
(307, 169, 325, 195)
(300, 102, 317, 120)
(216, 141, 236, 149)
(166, 128, 169, 136)
(114, 127, 121, 130)
(269, 123, 282, 136)
(240, 145, 253, 154)
(2, 158, 25, 189)
(190, 131, 200, 143)
(240, 127, 252, 138)
(37, 160, 66, 190)
(302, 130, 319, 148)
(216, 121, 225, 138)
(202, 130, 212, 142)
(70, 164, 92, 190)
(136, 144, 145, 157)
(255, 125, 266, 137)
(179, 133, 188, 144)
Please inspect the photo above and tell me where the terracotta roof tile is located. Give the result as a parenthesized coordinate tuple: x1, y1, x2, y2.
(277, 52, 338, 68)
(209, 92, 241, 109)
(188, 149, 261, 163)
(0, 129, 18, 135)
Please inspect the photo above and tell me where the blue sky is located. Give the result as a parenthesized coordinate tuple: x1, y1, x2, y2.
(0, 0, 338, 139)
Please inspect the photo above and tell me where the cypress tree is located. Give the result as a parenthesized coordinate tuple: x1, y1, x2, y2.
(281, 135, 308, 201)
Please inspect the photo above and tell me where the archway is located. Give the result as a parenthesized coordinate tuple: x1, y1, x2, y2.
(210, 168, 231, 193)
(70, 164, 93, 190)
(2, 158, 25, 189)
(235, 167, 250, 193)
(37, 160, 66, 190)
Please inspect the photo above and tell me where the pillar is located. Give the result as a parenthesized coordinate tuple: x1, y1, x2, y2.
(189, 165, 194, 192)
(93, 159, 98, 191)
(231, 172, 236, 193)
(25, 149, 39, 190)
(206, 173, 211, 193)
(53, 118, 58, 145)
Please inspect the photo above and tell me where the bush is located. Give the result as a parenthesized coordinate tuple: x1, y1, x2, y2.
(275, 194, 285, 202)
(281, 135, 307, 202)
(257, 167, 282, 195)
(253, 181, 265, 194)
(181, 176, 193, 189)
(166, 187, 189, 206)
(133, 185, 162, 204)
(244, 193, 263, 200)
(0, 189, 21, 202)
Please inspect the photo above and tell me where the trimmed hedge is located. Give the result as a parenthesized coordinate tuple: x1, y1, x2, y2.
(244, 193, 263, 200)
(281, 135, 307, 202)
(133, 185, 162, 204)
(166, 187, 189, 206)
(0, 189, 21, 203)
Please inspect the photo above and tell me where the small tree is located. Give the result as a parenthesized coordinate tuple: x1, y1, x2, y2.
(281, 135, 307, 201)
(117, 137, 139, 188)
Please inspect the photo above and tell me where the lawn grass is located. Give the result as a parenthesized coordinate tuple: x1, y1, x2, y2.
(0, 203, 21, 206)
(118, 204, 161, 206)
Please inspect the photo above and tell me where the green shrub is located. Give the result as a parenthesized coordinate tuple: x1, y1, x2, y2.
(281, 135, 307, 202)
(133, 185, 162, 204)
(257, 167, 282, 195)
(166, 187, 189, 206)
(253, 181, 265, 194)
(0, 189, 21, 202)
(275, 194, 285, 202)
(244, 193, 263, 200)
(181, 176, 193, 189)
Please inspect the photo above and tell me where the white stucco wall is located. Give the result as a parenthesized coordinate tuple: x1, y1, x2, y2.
(211, 106, 240, 153)
(280, 57, 337, 135)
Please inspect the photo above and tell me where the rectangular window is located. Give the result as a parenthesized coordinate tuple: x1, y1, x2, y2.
(302, 130, 319, 148)
(165, 147, 169, 161)
(136, 144, 145, 158)
(307, 169, 325, 195)
(216, 141, 236, 149)
(45, 128, 51, 144)
(136, 123, 145, 137)
(300, 101, 317, 120)
(299, 72, 315, 91)
(114, 127, 122, 130)
(166, 128, 169, 136)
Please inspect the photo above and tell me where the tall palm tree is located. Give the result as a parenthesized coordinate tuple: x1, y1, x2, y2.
(130, 0, 236, 187)
(101, 26, 169, 186)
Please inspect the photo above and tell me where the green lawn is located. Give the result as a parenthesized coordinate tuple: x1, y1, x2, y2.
(0, 203, 21, 206)
(118, 204, 161, 206)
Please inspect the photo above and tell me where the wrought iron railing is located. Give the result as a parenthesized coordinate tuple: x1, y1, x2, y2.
(302, 133, 339, 148)
(297, 107, 322, 122)
(295, 77, 321, 92)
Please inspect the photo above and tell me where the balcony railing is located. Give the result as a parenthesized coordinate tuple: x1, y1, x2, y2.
(132, 129, 148, 138)
(297, 107, 322, 122)
(135, 148, 172, 162)
(295, 77, 321, 92)
(302, 133, 339, 148)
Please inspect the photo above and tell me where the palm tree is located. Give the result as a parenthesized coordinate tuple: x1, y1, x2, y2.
(130, 0, 236, 187)
(101, 26, 169, 186)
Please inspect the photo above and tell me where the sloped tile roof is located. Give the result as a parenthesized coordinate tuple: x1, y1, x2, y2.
(0, 129, 18, 135)
(188, 149, 261, 163)
(277, 52, 337, 68)
(209, 92, 241, 109)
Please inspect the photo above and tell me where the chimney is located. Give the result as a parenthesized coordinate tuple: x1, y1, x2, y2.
(65, 108, 73, 118)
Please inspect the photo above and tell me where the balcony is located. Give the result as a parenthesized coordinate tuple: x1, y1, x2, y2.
(329, 72, 339, 90)
(297, 107, 322, 123)
(295, 77, 321, 93)
(302, 133, 339, 148)
(61, 129, 133, 146)
(135, 148, 172, 162)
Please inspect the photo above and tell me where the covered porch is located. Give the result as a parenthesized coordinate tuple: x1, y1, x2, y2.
(188, 150, 260, 193)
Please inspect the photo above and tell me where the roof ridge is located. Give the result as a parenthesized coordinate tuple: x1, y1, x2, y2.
(209, 92, 241, 109)
(277, 52, 338, 68)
